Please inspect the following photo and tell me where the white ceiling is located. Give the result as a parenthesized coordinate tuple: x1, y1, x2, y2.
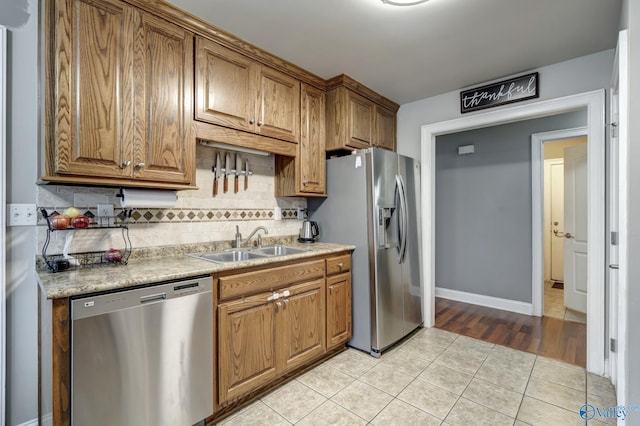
(168, 0, 622, 105)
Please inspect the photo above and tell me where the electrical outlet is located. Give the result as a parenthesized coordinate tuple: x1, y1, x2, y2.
(273, 207, 282, 221)
(97, 204, 114, 225)
(8, 203, 38, 226)
(297, 207, 305, 219)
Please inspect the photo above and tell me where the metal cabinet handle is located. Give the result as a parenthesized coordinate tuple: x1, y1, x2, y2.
(337, 262, 344, 269)
(257, 120, 264, 126)
(329, 287, 333, 295)
(275, 301, 282, 311)
(283, 299, 289, 308)
(135, 162, 145, 169)
(303, 181, 320, 186)
(609, 264, 619, 270)
(120, 160, 131, 169)
(249, 118, 255, 125)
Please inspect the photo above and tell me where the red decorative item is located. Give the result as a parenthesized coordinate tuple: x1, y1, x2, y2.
(104, 248, 124, 263)
(71, 214, 90, 229)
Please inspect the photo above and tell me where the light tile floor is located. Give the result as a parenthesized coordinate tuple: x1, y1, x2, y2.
(544, 280, 587, 324)
(219, 328, 617, 426)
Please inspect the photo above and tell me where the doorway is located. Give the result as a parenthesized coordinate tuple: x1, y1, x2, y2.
(421, 90, 606, 374)
(542, 136, 588, 324)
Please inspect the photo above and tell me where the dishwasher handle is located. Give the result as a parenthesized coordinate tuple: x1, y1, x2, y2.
(140, 293, 167, 304)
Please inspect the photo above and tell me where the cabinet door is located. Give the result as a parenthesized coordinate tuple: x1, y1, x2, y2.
(53, 0, 133, 178)
(346, 90, 373, 149)
(374, 106, 396, 151)
(132, 13, 194, 184)
(218, 293, 277, 405)
(327, 272, 352, 349)
(277, 279, 326, 373)
(257, 67, 300, 143)
(195, 38, 256, 133)
(299, 84, 326, 194)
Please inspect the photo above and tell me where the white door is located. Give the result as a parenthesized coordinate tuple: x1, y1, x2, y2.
(563, 143, 588, 313)
(549, 161, 565, 282)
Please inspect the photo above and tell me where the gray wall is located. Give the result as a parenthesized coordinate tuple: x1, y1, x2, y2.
(3, 2, 40, 425)
(623, 0, 640, 419)
(397, 49, 614, 160)
(434, 111, 586, 303)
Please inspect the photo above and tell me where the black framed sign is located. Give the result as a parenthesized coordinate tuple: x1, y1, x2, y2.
(460, 72, 539, 113)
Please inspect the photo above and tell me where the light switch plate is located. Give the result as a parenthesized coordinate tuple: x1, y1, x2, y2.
(8, 203, 38, 226)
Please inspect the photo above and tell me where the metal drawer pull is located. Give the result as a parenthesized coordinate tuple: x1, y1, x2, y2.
(337, 262, 344, 269)
(120, 160, 131, 169)
(136, 162, 145, 169)
(303, 181, 320, 186)
(609, 264, 619, 270)
(140, 293, 167, 304)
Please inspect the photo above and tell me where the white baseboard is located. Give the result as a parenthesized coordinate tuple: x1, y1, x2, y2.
(436, 287, 533, 315)
(16, 418, 40, 426)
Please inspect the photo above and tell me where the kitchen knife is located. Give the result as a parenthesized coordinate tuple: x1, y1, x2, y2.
(235, 154, 242, 194)
(213, 152, 222, 196)
(244, 160, 250, 190)
(224, 153, 231, 193)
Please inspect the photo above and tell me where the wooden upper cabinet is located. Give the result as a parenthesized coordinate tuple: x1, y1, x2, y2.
(325, 75, 398, 152)
(45, 0, 195, 188)
(51, 0, 133, 179)
(374, 106, 396, 151)
(195, 38, 300, 143)
(275, 83, 326, 197)
(133, 13, 194, 184)
(195, 38, 255, 132)
(346, 90, 375, 149)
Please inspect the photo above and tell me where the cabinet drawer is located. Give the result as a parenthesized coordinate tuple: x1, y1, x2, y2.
(326, 254, 351, 275)
(219, 260, 325, 300)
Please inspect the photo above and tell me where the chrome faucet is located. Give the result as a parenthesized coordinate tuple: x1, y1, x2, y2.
(233, 225, 268, 248)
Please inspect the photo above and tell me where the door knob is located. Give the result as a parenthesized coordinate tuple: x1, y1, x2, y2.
(564, 233, 573, 239)
(135, 162, 145, 169)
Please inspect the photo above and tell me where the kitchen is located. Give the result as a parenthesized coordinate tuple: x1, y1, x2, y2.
(3, 0, 640, 425)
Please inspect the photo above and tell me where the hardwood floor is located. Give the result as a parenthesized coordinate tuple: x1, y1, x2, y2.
(434, 297, 587, 367)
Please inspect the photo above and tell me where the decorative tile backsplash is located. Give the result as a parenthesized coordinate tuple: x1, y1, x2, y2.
(37, 146, 309, 254)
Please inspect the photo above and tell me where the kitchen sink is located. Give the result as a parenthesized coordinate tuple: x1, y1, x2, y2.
(251, 245, 309, 256)
(188, 245, 309, 264)
(189, 250, 270, 263)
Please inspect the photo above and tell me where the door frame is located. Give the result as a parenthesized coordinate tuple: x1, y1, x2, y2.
(531, 127, 588, 317)
(0, 25, 7, 426)
(421, 89, 606, 374)
(609, 29, 628, 405)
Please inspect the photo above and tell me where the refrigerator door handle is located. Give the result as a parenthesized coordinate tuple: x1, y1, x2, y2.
(396, 174, 408, 264)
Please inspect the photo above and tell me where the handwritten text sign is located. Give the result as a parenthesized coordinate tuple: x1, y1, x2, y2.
(460, 73, 539, 113)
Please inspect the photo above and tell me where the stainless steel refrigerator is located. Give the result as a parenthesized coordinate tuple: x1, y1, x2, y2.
(309, 148, 422, 357)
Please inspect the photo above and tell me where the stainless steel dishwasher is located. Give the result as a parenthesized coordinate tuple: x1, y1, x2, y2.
(71, 276, 213, 426)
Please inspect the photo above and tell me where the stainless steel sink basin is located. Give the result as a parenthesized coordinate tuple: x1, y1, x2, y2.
(188, 245, 309, 264)
(189, 250, 269, 263)
(251, 245, 309, 256)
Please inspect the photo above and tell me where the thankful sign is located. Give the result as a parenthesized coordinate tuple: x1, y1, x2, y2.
(460, 72, 539, 113)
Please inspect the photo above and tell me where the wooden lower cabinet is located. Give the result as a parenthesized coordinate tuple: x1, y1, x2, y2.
(218, 292, 278, 404)
(216, 254, 351, 409)
(278, 279, 326, 372)
(326, 272, 352, 349)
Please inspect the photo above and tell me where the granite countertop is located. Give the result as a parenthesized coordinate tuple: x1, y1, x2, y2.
(37, 241, 355, 299)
